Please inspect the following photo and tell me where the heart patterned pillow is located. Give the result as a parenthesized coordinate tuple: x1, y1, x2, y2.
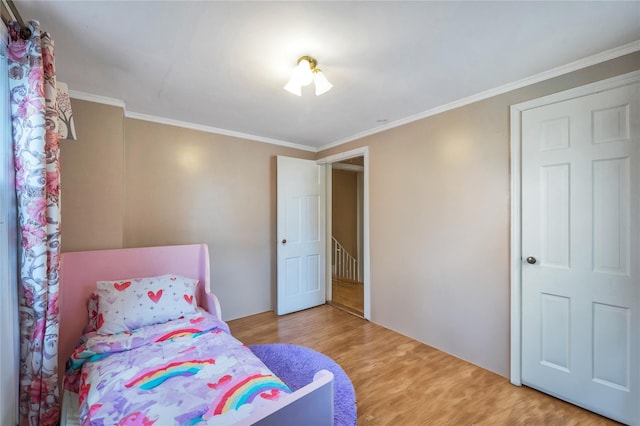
(96, 274, 199, 335)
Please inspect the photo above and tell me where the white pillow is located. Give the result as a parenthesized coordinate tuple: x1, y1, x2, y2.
(96, 274, 199, 335)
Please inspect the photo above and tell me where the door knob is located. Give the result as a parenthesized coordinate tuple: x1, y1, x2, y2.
(526, 256, 537, 264)
(281, 239, 287, 244)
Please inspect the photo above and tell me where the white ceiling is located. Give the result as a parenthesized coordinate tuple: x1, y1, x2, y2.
(14, 1, 640, 151)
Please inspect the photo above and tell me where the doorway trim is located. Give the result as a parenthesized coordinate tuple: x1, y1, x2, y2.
(318, 146, 371, 320)
(509, 70, 640, 386)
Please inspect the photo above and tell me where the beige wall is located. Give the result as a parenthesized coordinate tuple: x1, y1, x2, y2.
(123, 120, 313, 320)
(332, 169, 358, 256)
(60, 102, 313, 320)
(60, 100, 124, 252)
(318, 52, 640, 377)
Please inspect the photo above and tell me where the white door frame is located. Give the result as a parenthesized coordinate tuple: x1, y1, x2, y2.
(317, 146, 371, 320)
(510, 70, 640, 385)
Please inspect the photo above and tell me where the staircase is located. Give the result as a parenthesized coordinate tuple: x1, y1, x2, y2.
(331, 237, 364, 316)
(332, 236, 359, 282)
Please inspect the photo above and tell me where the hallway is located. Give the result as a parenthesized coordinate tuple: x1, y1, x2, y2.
(330, 276, 364, 317)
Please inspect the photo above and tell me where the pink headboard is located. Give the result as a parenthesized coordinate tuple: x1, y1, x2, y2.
(58, 244, 218, 389)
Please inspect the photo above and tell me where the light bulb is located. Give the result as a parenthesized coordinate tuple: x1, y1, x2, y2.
(295, 59, 314, 86)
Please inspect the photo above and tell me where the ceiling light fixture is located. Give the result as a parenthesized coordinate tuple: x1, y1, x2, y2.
(284, 55, 333, 96)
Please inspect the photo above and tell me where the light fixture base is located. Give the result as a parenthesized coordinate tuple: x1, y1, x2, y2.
(297, 55, 317, 69)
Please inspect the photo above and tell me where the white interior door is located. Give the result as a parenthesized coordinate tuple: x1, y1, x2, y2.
(277, 156, 326, 315)
(521, 81, 639, 424)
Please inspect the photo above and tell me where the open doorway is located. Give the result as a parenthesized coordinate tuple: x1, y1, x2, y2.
(330, 157, 364, 316)
(318, 146, 370, 320)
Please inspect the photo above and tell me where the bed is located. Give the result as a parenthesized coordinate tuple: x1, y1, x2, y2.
(58, 244, 334, 425)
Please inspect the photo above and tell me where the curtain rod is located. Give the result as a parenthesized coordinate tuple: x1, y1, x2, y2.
(1, 0, 31, 40)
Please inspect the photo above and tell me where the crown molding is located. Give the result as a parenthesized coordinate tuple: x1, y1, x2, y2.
(68, 90, 315, 152)
(319, 39, 640, 152)
(69, 90, 125, 109)
(125, 111, 316, 153)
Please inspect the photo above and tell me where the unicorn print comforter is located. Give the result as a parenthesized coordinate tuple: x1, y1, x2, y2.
(65, 313, 291, 425)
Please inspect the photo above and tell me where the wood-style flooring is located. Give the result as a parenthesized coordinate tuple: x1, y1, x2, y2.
(228, 305, 619, 426)
(330, 276, 364, 317)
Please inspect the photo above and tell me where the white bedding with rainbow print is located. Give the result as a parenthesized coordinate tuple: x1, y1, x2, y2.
(65, 312, 291, 425)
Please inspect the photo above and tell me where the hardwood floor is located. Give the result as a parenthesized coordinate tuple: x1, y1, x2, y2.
(331, 276, 364, 317)
(228, 305, 619, 426)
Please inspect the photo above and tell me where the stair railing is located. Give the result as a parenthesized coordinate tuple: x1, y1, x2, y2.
(332, 236, 359, 282)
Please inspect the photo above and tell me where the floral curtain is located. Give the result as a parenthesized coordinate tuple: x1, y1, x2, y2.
(8, 20, 61, 426)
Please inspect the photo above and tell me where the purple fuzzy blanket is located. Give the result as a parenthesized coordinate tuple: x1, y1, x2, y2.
(249, 344, 357, 426)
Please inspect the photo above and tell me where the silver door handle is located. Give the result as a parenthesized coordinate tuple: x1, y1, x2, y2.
(526, 256, 537, 264)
